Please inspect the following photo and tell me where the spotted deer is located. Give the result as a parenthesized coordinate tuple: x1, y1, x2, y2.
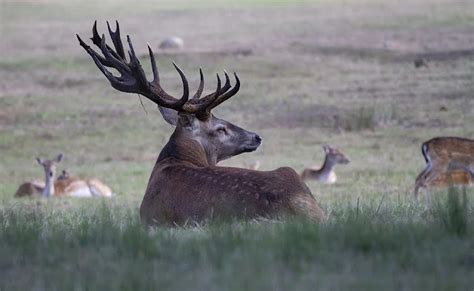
(300, 145, 350, 184)
(414, 137, 474, 198)
(54, 169, 113, 197)
(15, 155, 113, 198)
(77, 21, 325, 226)
(15, 154, 63, 197)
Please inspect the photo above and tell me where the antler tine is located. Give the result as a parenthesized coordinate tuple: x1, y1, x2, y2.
(127, 35, 189, 110)
(141, 38, 189, 106)
(209, 72, 240, 109)
(221, 71, 231, 93)
(107, 20, 126, 60)
(129, 36, 188, 108)
(77, 34, 111, 67)
(100, 34, 132, 75)
(125, 35, 149, 88)
(199, 70, 231, 100)
(91, 21, 123, 64)
(147, 44, 159, 84)
(192, 68, 205, 99)
(90, 21, 101, 46)
(77, 34, 130, 92)
(171, 62, 190, 108)
(185, 73, 221, 115)
(86, 38, 134, 93)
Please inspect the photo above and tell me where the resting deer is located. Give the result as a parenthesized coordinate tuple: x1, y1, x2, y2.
(300, 145, 350, 184)
(15, 155, 113, 198)
(77, 21, 325, 226)
(55, 169, 114, 197)
(414, 137, 474, 199)
(15, 154, 63, 197)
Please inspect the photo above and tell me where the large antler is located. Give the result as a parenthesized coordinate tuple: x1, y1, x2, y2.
(77, 21, 240, 118)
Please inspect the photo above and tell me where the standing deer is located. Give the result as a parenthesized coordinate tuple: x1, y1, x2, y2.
(15, 154, 63, 197)
(414, 137, 474, 199)
(77, 21, 325, 226)
(300, 145, 350, 184)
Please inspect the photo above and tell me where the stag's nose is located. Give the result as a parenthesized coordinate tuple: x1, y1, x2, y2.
(254, 134, 262, 144)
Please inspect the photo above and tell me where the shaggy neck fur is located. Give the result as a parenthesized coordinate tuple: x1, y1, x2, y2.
(158, 131, 214, 167)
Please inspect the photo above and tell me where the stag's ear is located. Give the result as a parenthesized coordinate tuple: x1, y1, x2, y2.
(158, 106, 179, 126)
(36, 158, 43, 165)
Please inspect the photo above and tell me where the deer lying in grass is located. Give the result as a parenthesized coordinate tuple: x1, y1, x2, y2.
(77, 21, 325, 226)
(15, 155, 113, 198)
(55, 169, 114, 197)
(414, 137, 474, 199)
(15, 154, 64, 197)
(300, 145, 350, 184)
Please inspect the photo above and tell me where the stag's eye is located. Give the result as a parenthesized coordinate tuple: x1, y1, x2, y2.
(216, 126, 228, 135)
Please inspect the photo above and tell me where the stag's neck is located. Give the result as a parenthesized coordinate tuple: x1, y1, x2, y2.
(157, 132, 213, 167)
(303, 156, 337, 183)
(42, 173, 55, 197)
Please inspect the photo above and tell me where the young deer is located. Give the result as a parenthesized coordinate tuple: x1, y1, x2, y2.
(300, 145, 350, 184)
(77, 21, 325, 226)
(54, 170, 114, 197)
(15, 154, 63, 197)
(414, 137, 474, 198)
(15, 156, 113, 198)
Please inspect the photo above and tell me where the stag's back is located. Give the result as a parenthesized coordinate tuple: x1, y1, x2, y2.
(141, 163, 325, 226)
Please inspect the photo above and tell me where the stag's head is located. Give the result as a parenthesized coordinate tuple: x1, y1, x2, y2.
(77, 21, 261, 164)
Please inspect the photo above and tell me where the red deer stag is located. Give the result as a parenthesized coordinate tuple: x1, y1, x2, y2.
(77, 21, 325, 226)
(414, 137, 474, 199)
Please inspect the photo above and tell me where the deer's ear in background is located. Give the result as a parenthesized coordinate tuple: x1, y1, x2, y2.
(322, 145, 330, 153)
(36, 158, 43, 165)
(56, 153, 64, 163)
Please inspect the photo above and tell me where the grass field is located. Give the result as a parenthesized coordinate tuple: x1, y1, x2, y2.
(1, 0, 474, 289)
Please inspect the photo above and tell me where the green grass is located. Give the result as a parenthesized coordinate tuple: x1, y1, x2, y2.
(1, 0, 474, 289)
(1, 195, 473, 290)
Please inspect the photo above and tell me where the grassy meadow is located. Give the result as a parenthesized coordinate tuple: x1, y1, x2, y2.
(1, 0, 474, 289)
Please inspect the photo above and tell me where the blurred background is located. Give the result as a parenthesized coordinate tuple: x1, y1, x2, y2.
(1, 0, 473, 201)
(1, 0, 474, 289)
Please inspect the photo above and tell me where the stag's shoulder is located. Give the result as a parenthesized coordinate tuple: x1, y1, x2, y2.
(272, 166, 301, 178)
(266, 166, 308, 190)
